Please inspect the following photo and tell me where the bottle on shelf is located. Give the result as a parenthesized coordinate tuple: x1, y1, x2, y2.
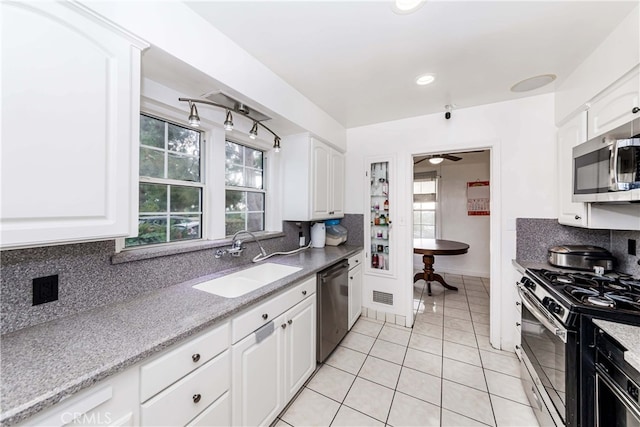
(379, 214, 386, 225)
(383, 199, 389, 210)
(372, 253, 379, 268)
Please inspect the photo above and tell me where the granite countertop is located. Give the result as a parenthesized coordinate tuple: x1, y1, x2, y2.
(593, 319, 640, 374)
(0, 245, 363, 426)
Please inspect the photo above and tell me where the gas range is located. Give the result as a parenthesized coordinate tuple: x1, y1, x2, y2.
(518, 266, 640, 427)
(523, 268, 640, 327)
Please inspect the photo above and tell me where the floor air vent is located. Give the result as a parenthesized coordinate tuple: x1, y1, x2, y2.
(373, 290, 393, 305)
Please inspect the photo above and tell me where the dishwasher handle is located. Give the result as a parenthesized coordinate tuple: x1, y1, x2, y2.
(320, 261, 349, 283)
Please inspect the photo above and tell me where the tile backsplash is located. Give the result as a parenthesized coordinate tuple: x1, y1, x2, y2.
(612, 230, 640, 277)
(516, 218, 640, 276)
(0, 215, 363, 335)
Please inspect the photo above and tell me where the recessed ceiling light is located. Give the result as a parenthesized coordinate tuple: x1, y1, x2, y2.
(510, 74, 557, 92)
(392, 0, 425, 14)
(416, 74, 435, 86)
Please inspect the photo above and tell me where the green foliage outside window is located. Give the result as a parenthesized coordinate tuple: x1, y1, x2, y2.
(225, 141, 265, 236)
(126, 115, 203, 247)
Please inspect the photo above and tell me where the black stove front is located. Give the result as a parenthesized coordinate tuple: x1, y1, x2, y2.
(521, 268, 640, 427)
(534, 269, 640, 316)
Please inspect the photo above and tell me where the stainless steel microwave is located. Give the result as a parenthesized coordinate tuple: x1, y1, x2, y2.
(573, 118, 640, 202)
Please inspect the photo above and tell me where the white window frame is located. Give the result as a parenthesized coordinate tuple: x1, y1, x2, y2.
(116, 82, 282, 253)
(224, 139, 267, 237)
(122, 112, 205, 249)
(413, 172, 440, 239)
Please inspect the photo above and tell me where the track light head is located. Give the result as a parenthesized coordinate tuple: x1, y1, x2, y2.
(224, 110, 234, 131)
(188, 101, 200, 127)
(179, 98, 283, 152)
(249, 121, 258, 140)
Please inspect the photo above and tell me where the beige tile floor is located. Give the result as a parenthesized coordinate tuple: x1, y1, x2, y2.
(275, 274, 540, 427)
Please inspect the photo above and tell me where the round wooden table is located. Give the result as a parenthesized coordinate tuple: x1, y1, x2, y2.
(413, 239, 469, 295)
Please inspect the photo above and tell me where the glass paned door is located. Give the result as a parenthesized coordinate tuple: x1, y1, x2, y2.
(370, 161, 390, 271)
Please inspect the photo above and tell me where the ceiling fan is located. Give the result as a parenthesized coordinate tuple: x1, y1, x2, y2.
(414, 153, 462, 165)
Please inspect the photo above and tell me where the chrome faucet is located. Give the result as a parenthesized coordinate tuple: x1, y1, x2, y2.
(215, 230, 267, 258)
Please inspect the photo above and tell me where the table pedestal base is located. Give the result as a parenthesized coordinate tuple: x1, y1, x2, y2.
(413, 254, 459, 296)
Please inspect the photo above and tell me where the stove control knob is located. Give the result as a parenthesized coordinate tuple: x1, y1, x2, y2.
(521, 277, 536, 290)
(546, 300, 565, 316)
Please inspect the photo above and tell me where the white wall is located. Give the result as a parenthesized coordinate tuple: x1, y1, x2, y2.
(346, 93, 557, 350)
(81, 1, 347, 149)
(413, 152, 491, 277)
(555, 3, 640, 124)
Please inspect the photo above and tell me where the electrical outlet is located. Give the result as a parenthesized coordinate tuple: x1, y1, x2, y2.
(628, 239, 637, 256)
(33, 275, 59, 306)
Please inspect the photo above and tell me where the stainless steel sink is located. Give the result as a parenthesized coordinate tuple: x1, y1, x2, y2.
(192, 263, 302, 298)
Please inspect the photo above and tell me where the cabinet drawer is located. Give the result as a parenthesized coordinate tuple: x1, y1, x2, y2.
(232, 276, 315, 344)
(140, 322, 229, 402)
(141, 351, 230, 426)
(348, 252, 363, 270)
(188, 391, 230, 427)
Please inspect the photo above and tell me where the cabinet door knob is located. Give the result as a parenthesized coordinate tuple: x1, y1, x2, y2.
(350, 276, 354, 280)
(516, 322, 521, 327)
(302, 290, 307, 296)
(515, 301, 520, 306)
(281, 323, 287, 329)
(288, 319, 293, 325)
(192, 353, 201, 363)
(262, 313, 268, 320)
(632, 107, 640, 114)
(193, 394, 202, 403)
(574, 215, 581, 220)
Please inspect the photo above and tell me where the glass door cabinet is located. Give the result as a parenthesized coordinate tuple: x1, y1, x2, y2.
(365, 157, 395, 277)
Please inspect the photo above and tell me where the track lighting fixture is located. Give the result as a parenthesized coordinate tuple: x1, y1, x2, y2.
(249, 121, 258, 140)
(223, 110, 234, 131)
(178, 97, 283, 152)
(188, 101, 200, 127)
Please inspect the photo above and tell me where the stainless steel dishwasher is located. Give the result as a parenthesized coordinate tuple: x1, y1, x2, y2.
(317, 260, 349, 363)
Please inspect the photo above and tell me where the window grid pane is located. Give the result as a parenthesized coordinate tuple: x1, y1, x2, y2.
(127, 114, 203, 248)
(413, 177, 437, 239)
(225, 140, 265, 236)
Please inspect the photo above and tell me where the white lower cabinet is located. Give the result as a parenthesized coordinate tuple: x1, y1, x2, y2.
(232, 279, 317, 427)
(15, 275, 320, 427)
(17, 368, 139, 427)
(348, 252, 363, 330)
(232, 317, 284, 427)
(139, 323, 231, 427)
(283, 296, 317, 401)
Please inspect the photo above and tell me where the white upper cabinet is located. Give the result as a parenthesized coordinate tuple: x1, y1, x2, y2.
(0, 1, 148, 249)
(282, 134, 345, 221)
(557, 111, 588, 227)
(588, 66, 640, 139)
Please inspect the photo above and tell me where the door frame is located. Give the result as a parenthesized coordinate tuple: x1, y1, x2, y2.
(405, 142, 502, 350)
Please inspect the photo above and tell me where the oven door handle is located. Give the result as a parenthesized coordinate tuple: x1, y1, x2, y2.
(596, 364, 640, 422)
(517, 284, 568, 343)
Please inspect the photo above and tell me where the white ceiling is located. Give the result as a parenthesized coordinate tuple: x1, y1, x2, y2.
(183, 0, 636, 129)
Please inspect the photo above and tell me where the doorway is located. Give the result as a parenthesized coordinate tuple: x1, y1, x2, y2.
(410, 150, 491, 329)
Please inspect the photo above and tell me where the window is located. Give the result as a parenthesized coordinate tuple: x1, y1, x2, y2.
(225, 140, 265, 236)
(125, 114, 203, 247)
(413, 171, 438, 239)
